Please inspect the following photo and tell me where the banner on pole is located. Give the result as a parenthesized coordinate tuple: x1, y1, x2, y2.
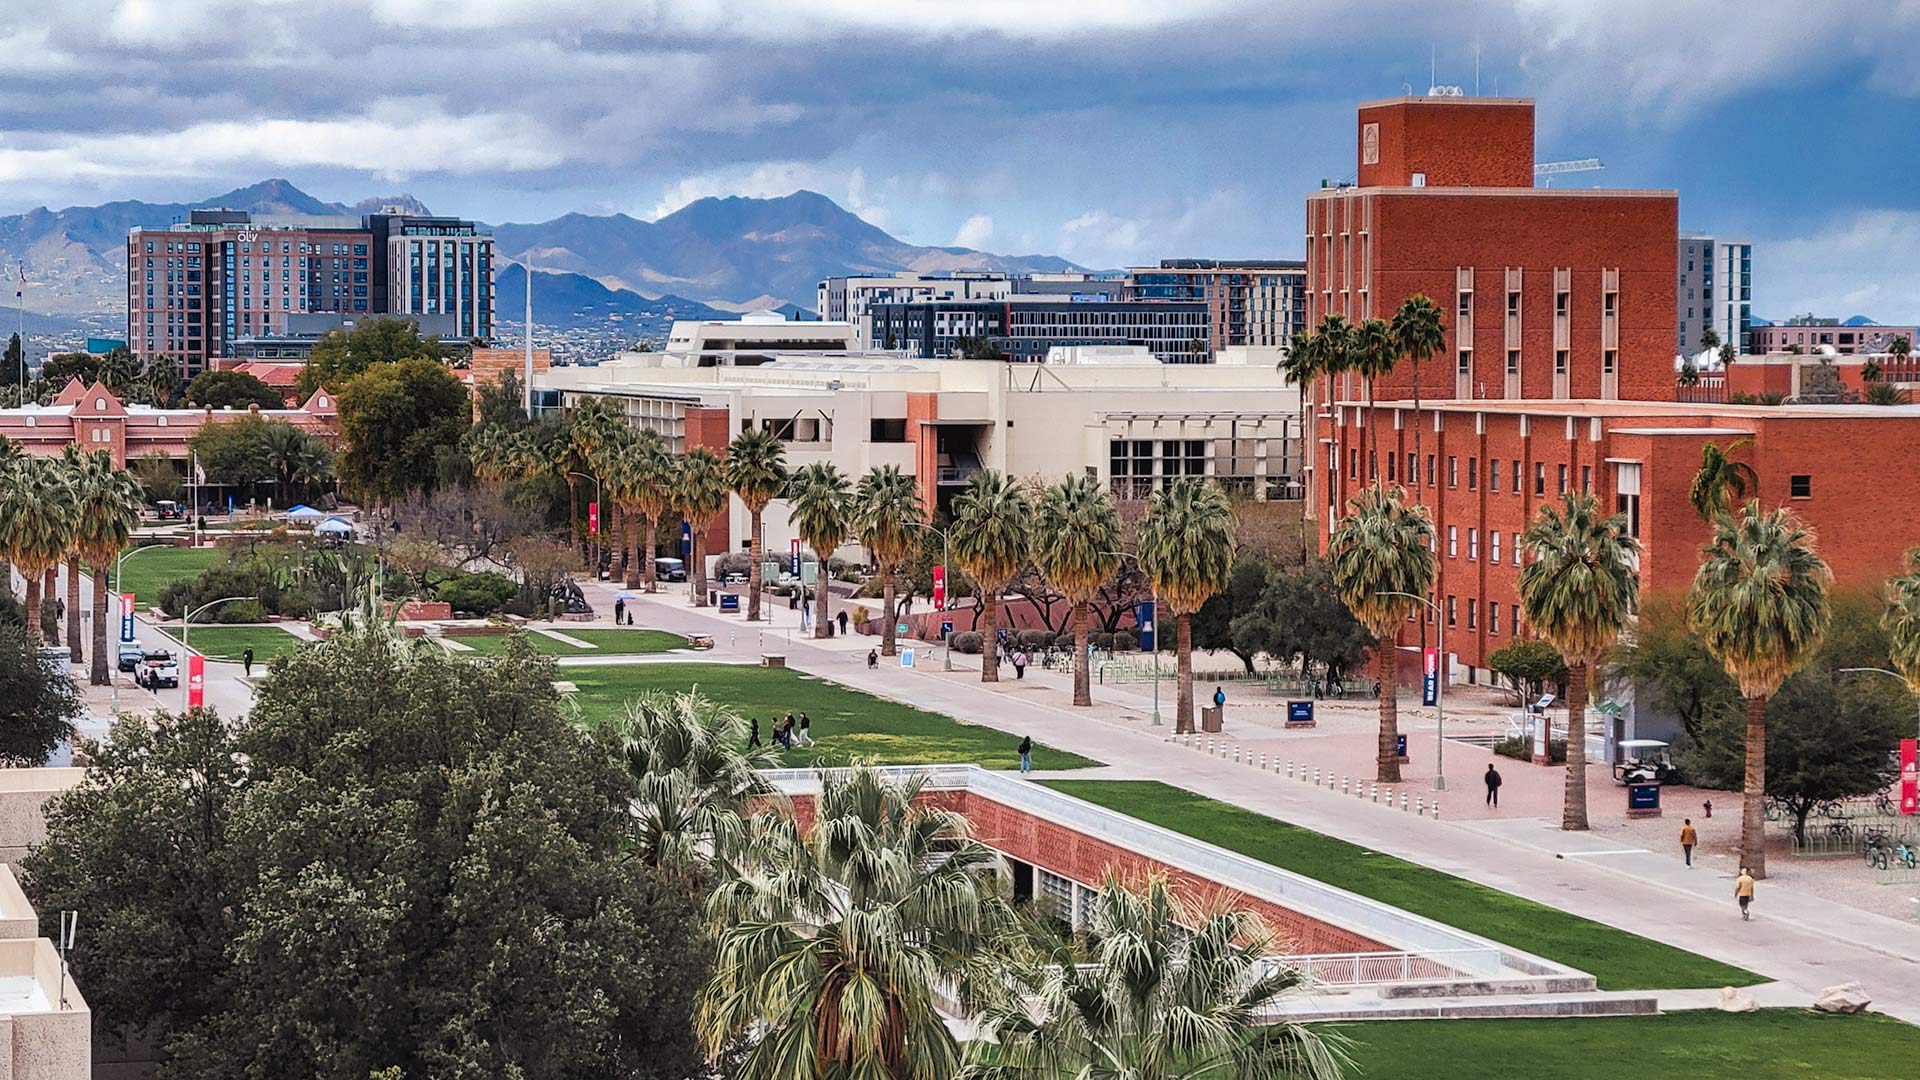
(588, 501, 599, 536)
(1136, 600, 1155, 652)
(120, 593, 136, 643)
(1422, 647, 1439, 707)
(1901, 738, 1917, 815)
(790, 537, 801, 577)
(932, 565, 946, 610)
(187, 655, 205, 709)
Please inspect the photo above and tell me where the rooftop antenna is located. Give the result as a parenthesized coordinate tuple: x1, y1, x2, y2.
(58, 910, 76, 1010)
(523, 260, 534, 418)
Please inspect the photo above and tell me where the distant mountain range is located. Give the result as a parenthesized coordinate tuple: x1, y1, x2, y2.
(0, 180, 1083, 332)
(493, 263, 729, 334)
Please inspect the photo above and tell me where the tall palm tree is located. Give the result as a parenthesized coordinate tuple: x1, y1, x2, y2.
(1392, 294, 1446, 495)
(788, 463, 854, 638)
(724, 426, 788, 622)
(1137, 479, 1236, 733)
(630, 439, 673, 593)
(0, 436, 20, 587)
(0, 455, 77, 646)
(1312, 314, 1357, 488)
(1883, 550, 1920, 701)
(1352, 317, 1397, 473)
(855, 465, 924, 656)
(59, 447, 90, 660)
(1328, 483, 1436, 783)
(262, 421, 332, 508)
(951, 470, 1034, 683)
(1032, 474, 1122, 707)
(576, 687, 781, 876)
(675, 448, 729, 607)
(1689, 501, 1831, 878)
(1688, 438, 1759, 523)
(559, 395, 623, 555)
(1279, 330, 1321, 559)
(1518, 491, 1641, 831)
(70, 451, 143, 686)
(1891, 334, 1913, 374)
(701, 765, 1011, 1080)
(964, 874, 1348, 1080)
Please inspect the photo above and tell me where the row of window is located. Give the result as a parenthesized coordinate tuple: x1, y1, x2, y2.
(1348, 449, 1596, 498)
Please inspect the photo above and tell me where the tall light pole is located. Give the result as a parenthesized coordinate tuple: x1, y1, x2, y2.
(180, 595, 252, 712)
(1838, 667, 1920, 740)
(1377, 590, 1445, 791)
(111, 543, 174, 705)
(909, 521, 952, 671)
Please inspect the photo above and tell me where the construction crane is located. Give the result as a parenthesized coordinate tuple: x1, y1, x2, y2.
(1534, 158, 1604, 187)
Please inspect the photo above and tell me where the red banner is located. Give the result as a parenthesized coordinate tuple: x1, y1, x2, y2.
(932, 565, 946, 610)
(1901, 739, 1917, 816)
(588, 501, 599, 536)
(187, 655, 205, 709)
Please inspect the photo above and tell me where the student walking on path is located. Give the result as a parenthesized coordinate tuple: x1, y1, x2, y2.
(1484, 763, 1503, 807)
(796, 712, 813, 747)
(1681, 819, 1699, 867)
(1735, 867, 1756, 920)
(242, 646, 255, 678)
(748, 716, 761, 750)
(1013, 651, 1028, 679)
(1017, 735, 1033, 775)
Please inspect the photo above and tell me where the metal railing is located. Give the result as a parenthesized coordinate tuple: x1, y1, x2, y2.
(1268, 948, 1500, 986)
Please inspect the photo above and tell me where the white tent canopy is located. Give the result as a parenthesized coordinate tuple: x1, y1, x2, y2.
(286, 505, 326, 522)
(315, 517, 355, 536)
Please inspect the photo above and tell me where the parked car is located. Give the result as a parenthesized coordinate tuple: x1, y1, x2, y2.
(116, 639, 146, 673)
(655, 557, 688, 583)
(138, 650, 180, 689)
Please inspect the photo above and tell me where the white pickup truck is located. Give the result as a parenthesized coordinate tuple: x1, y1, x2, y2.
(138, 649, 180, 689)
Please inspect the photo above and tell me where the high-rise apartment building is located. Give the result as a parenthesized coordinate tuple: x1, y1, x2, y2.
(1676, 233, 1752, 355)
(817, 272, 1012, 347)
(869, 298, 1210, 364)
(1124, 260, 1307, 352)
(128, 209, 493, 373)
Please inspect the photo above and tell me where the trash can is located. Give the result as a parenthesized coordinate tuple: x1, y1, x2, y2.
(1201, 705, 1224, 733)
(708, 589, 718, 606)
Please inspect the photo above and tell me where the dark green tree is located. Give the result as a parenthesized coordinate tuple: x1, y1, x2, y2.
(1191, 555, 1273, 674)
(38, 352, 100, 387)
(336, 357, 472, 504)
(0, 623, 80, 765)
(183, 369, 286, 410)
(23, 631, 712, 1079)
(3, 333, 22, 387)
(298, 316, 446, 397)
(1487, 638, 1568, 705)
(1227, 562, 1373, 685)
(1609, 591, 1737, 742)
(475, 369, 533, 432)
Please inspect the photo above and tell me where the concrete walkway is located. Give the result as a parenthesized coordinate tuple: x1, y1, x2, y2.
(589, 577, 1920, 1024)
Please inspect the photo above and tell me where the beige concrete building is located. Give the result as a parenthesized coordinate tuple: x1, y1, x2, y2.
(0, 868, 90, 1079)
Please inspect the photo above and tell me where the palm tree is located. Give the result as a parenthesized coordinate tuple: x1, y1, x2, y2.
(1688, 439, 1759, 523)
(0, 455, 77, 646)
(724, 426, 788, 622)
(1883, 550, 1920, 706)
(1861, 359, 1883, 384)
(964, 875, 1348, 1080)
(788, 463, 854, 638)
(1137, 479, 1236, 732)
(59, 447, 90, 659)
(630, 439, 673, 592)
(0, 436, 20, 587)
(1032, 474, 1122, 706)
(1328, 483, 1436, 783)
(70, 451, 142, 686)
(1866, 382, 1910, 406)
(1518, 492, 1641, 831)
(560, 396, 623, 555)
(675, 448, 729, 607)
(1392, 294, 1446, 493)
(1312, 314, 1357, 489)
(700, 765, 1011, 1080)
(1279, 330, 1321, 558)
(1352, 317, 1397, 472)
(951, 470, 1034, 683)
(576, 687, 781, 876)
(1700, 328, 1720, 355)
(261, 421, 332, 507)
(855, 465, 924, 656)
(1689, 501, 1831, 878)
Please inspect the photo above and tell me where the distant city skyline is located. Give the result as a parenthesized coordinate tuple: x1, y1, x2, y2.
(3, 2, 1919, 321)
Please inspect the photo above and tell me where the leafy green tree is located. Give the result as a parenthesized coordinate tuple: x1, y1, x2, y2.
(1488, 638, 1567, 706)
(701, 766, 1011, 1080)
(1031, 474, 1122, 704)
(955, 334, 1007, 360)
(1519, 491, 1640, 831)
(787, 462, 854, 637)
(23, 630, 712, 1079)
(965, 875, 1347, 1080)
(1328, 483, 1435, 783)
(475, 369, 532, 431)
(1688, 439, 1757, 524)
(675, 448, 729, 607)
(1193, 554, 1273, 675)
(1688, 501, 1831, 878)
(952, 470, 1035, 681)
(183, 369, 285, 410)
(39, 352, 100, 387)
(1137, 479, 1237, 733)
(0, 622, 80, 764)
(336, 357, 472, 505)
(297, 316, 446, 397)
(1608, 592, 1735, 743)
(1229, 561, 1374, 687)
(3, 333, 23, 386)
(855, 464, 925, 657)
(188, 414, 274, 487)
(724, 427, 787, 622)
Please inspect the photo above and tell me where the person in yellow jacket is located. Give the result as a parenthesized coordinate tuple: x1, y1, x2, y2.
(1680, 819, 1698, 867)
(1734, 867, 1756, 920)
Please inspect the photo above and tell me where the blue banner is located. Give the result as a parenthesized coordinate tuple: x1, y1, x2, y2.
(119, 593, 135, 643)
(1421, 647, 1439, 707)
(1136, 601, 1156, 652)
(680, 521, 692, 559)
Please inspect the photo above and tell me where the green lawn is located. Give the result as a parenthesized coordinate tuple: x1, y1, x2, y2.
(160, 624, 307, 665)
(1340, 1011, 1920, 1080)
(107, 545, 220, 606)
(1043, 780, 1759, 991)
(563, 663, 1098, 771)
(443, 628, 689, 656)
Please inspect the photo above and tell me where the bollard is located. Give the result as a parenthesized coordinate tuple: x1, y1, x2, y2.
(1432, 801, 1441, 821)
(1234, 746, 1242, 765)
(1260, 753, 1269, 771)
(1417, 797, 1426, 817)
(1370, 783, 1378, 802)
(1342, 777, 1351, 796)
(1287, 760, 1295, 780)
(1401, 791, 1410, 812)
(1312, 767, 1322, 786)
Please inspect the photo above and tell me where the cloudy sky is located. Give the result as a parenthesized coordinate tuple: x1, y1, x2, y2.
(4, 0, 1919, 319)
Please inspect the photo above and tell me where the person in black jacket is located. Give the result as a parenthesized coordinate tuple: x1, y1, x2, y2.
(1485, 763, 1503, 807)
(1017, 735, 1033, 775)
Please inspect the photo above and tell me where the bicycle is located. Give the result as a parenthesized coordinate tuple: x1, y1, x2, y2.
(1866, 833, 1895, 870)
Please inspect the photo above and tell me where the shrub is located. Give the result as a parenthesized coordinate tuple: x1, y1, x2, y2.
(1091, 632, 1117, 652)
(435, 571, 517, 616)
(1493, 736, 1566, 764)
(1113, 630, 1137, 652)
(217, 600, 269, 624)
(1053, 630, 1077, 649)
(277, 589, 318, 621)
(1016, 629, 1051, 650)
(950, 631, 984, 654)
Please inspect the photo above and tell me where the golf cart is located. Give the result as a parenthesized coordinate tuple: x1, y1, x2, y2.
(154, 500, 184, 521)
(1613, 739, 1676, 786)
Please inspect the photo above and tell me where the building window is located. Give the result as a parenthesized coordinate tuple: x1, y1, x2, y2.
(1790, 474, 1811, 498)
(1448, 456, 1458, 487)
(1447, 595, 1457, 626)
(1557, 464, 1568, 493)
(1513, 462, 1523, 495)
(1582, 465, 1592, 493)
(1489, 601, 1500, 635)
(1458, 291, 1471, 317)
(1555, 349, 1569, 374)
(1387, 452, 1397, 482)
(1468, 528, 1479, 560)
(1468, 458, 1478, 491)
(1457, 348, 1471, 375)
(1603, 349, 1617, 375)
(1556, 290, 1569, 317)
(1490, 459, 1502, 492)
(1349, 448, 1358, 479)
(1491, 530, 1502, 564)
(1507, 291, 1520, 317)
(1534, 462, 1545, 495)
(1448, 526, 1458, 557)
(1468, 598, 1478, 630)
(1406, 452, 1414, 482)
(1426, 454, 1436, 487)
(1506, 349, 1519, 376)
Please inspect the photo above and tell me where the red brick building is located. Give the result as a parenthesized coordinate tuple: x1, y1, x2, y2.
(0, 378, 340, 467)
(1308, 98, 1920, 692)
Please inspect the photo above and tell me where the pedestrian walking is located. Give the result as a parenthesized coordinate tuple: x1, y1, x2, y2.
(1680, 818, 1698, 867)
(1017, 735, 1033, 775)
(797, 712, 813, 747)
(1013, 651, 1027, 679)
(868, 648, 879, 669)
(837, 610, 848, 635)
(1735, 867, 1756, 920)
(614, 598, 626, 624)
(780, 712, 796, 750)
(748, 716, 761, 749)
(1484, 763, 1503, 807)
(241, 646, 255, 678)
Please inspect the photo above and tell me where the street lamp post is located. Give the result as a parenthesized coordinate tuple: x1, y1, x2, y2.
(1838, 667, 1920, 741)
(111, 543, 174, 705)
(1376, 590, 1446, 791)
(180, 595, 253, 713)
(566, 471, 604, 585)
(909, 522, 952, 671)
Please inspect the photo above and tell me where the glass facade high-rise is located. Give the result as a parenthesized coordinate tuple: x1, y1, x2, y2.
(1676, 233, 1752, 356)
